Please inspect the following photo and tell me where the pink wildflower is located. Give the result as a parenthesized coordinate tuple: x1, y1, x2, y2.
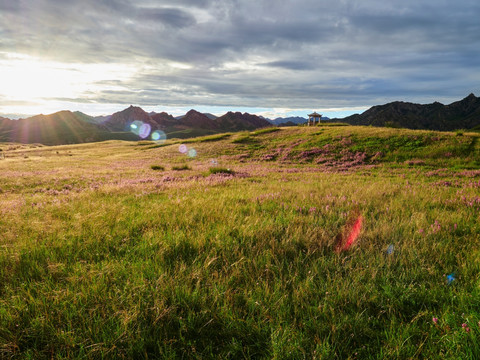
(462, 323, 470, 332)
(432, 317, 438, 324)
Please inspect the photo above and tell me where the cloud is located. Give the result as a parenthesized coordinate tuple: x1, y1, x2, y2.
(135, 7, 197, 28)
(260, 60, 316, 71)
(0, 0, 479, 111)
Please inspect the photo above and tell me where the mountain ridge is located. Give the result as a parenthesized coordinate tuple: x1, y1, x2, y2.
(0, 107, 272, 145)
(337, 93, 480, 130)
(1, 94, 479, 145)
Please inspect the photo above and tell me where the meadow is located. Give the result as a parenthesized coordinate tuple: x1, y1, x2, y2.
(0, 125, 479, 359)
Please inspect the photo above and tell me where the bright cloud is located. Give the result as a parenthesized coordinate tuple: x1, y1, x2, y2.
(0, 0, 479, 117)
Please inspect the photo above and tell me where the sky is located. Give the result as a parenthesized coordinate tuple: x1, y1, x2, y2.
(0, 0, 479, 119)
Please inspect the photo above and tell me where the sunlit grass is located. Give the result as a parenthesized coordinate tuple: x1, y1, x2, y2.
(0, 126, 479, 358)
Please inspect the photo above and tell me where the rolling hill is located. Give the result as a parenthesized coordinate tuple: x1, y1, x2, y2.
(1, 125, 479, 358)
(0, 107, 271, 145)
(2, 93, 478, 146)
(214, 111, 271, 131)
(338, 93, 480, 130)
(0, 111, 137, 146)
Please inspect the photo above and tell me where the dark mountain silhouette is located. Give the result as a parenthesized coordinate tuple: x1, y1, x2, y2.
(93, 114, 111, 124)
(103, 106, 157, 131)
(150, 111, 177, 128)
(0, 111, 137, 145)
(267, 116, 330, 126)
(214, 112, 271, 131)
(203, 113, 218, 120)
(277, 121, 297, 127)
(179, 110, 220, 129)
(269, 116, 307, 125)
(338, 94, 480, 131)
(0, 106, 274, 145)
(8, 94, 477, 146)
(174, 112, 218, 121)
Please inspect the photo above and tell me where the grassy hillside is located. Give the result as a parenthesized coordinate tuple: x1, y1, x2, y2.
(1, 125, 480, 359)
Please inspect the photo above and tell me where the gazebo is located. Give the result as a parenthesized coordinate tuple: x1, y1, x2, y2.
(307, 112, 322, 126)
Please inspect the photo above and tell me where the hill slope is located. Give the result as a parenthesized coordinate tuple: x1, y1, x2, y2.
(0, 111, 133, 145)
(339, 93, 480, 130)
(0, 107, 275, 145)
(1, 126, 479, 358)
(214, 111, 271, 131)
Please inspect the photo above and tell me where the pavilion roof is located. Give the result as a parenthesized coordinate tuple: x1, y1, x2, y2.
(308, 112, 322, 117)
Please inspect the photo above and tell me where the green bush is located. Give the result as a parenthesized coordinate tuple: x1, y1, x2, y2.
(172, 164, 191, 171)
(150, 165, 165, 171)
(208, 167, 235, 175)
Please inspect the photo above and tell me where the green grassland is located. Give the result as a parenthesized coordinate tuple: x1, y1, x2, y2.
(1, 125, 480, 359)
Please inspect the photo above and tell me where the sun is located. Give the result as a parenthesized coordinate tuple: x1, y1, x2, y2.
(0, 53, 81, 101)
(0, 52, 136, 111)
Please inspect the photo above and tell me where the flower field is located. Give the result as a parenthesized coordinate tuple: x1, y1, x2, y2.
(0, 125, 479, 359)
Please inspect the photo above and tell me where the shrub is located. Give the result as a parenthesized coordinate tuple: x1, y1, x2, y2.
(150, 165, 165, 171)
(172, 164, 191, 171)
(208, 167, 235, 175)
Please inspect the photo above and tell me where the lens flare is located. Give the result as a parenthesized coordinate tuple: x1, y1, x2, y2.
(188, 148, 197, 158)
(130, 120, 143, 136)
(335, 214, 363, 253)
(151, 130, 167, 143)
(386, 244, 394, 254)
(179, 144, 188, 154)
(447, 273, 455, 284)
(139, 123, 152, 139)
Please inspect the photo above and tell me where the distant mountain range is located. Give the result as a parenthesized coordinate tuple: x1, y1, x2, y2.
(1, 94, 479, 145)
(267, 116, 329, 126)
(336, 93, 480, 131)
(0, 110, 137, 145)
(0, 106, 272, 145)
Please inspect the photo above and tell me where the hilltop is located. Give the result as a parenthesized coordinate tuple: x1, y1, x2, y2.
(0, 107, 271, 145)
(0, 110, 138, 146)
(338, 93, 480, 130)
(1, 93, 479, 146)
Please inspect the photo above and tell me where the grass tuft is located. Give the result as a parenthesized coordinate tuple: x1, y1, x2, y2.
(172, 164, 191, 170)
(150, 165, 165, 171)
(208, 167, 235, 175)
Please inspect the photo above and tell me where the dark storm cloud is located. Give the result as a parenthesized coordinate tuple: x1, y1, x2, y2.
(260, 60, 316, 71)
(0, 1, 20, 12)
(1, 0, 479, 109)
(136, 7, 196, 28)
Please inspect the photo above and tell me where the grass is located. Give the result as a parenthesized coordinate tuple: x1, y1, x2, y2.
(251, 127, 281, 136)
(1, 125, 480, 359)
(182, 133, 232, 143)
